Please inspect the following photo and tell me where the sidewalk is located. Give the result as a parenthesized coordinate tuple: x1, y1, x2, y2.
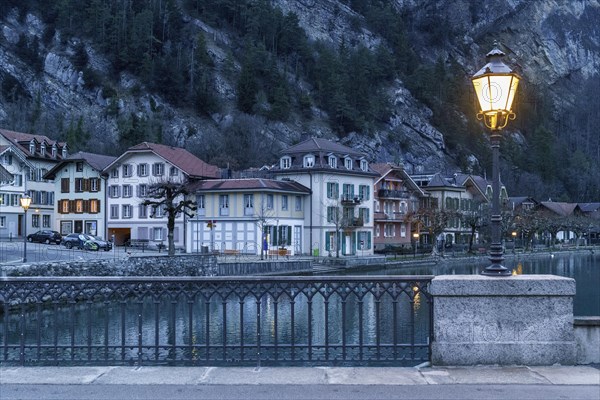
(1, 365, 598, 386)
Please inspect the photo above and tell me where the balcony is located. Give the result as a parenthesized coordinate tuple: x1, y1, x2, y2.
(341, 193, 362, 205)
(342, 217, 364, 227)
(378, 189, 409, 199)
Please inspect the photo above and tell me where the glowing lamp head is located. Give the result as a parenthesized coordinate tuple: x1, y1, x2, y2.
(20, 194, 32, 211)
(472, 45, 520, 130)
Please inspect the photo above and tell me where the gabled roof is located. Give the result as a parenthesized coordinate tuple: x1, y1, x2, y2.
(578, 203, 600, 213)
(539, 201, 577, 216)
(508, 196, 539, 208)
(43, 151, 117, 180)
(190, 178, 311, 194)
(0, 164, 12, 183)
(280, 137, 363, 156)
(0, 143, 34, 169)
(104, 142, 220, 179)
(0, 128, 67, 160)
(371, 162, 425, 196)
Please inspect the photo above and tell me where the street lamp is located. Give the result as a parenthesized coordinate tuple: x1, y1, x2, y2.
(472, 43, 520, 276)
(20, 194, 32, 263)
(412, 232, 419, 258)
(512, 231, 517, 254)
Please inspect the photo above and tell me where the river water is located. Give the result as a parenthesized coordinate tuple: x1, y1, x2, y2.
(334, 252, 600, 316)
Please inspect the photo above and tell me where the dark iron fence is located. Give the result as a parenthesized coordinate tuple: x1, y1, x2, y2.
(0, 276, 433, 366)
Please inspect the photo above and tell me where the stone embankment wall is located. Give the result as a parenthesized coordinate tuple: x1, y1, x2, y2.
(574, 317, 600, 364)
(1, 256, 311, 277)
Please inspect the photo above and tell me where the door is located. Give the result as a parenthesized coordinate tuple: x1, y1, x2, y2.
(74, 220, 83, 234)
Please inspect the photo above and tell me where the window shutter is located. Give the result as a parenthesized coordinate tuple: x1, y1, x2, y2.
(69, 200, 76, 212)
(325, 232, 330, 251)
(352, 232, 357, 252)
(367, 232, 371, 249)
(162, 228, 167, 241)
(173, 227, 179, 242)
(57, 200, 63, 214)
(287, 226, 292, 246)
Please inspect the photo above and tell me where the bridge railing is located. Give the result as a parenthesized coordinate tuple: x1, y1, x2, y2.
(0, 276, 433, 367)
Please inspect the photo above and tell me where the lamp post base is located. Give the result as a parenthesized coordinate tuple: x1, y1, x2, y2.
(481, 263, 512, 276)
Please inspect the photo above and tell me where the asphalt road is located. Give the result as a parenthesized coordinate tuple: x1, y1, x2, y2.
(2, 384, 598, 400)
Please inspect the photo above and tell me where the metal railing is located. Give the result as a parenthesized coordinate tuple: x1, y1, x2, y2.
(0, 276, 433, 367)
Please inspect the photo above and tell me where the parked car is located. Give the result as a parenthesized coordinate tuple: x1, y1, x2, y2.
(90, 236, 113, 251)
(62, 233, 113, 251)
(26, 230, 62, 244)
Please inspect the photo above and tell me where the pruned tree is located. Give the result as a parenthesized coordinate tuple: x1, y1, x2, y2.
(254, 196, 275, 260)
(460, 202, 485, 253)
(142, 177, 197, 256)
(409, 207, 458, 256)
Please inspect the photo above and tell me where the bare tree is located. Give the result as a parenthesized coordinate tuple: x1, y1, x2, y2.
(142, 177, 197, 256)
(254, 196, 275, 260)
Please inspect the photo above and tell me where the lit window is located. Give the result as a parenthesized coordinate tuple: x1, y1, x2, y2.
(75, 200, 83, 213)
(90, 199, 99, 213)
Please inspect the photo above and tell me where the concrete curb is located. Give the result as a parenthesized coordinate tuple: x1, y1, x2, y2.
(1, 366, 598, 386)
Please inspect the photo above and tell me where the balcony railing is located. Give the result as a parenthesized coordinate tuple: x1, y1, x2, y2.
(341, 194, 362, 205)
(378, 189, 409, 199)
(343, 217, 364, 227)
(0, 276, 433, 367)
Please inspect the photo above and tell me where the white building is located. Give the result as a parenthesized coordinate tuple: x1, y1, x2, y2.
(271, 138, 377, 256)
(44, 152, 116, 237)
(102, 142, 219, 250)
(187, 178, 310, 255)
(0, 129, 68, 238)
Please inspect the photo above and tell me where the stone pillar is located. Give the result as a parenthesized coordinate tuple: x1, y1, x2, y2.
(430, 275, 576, 366)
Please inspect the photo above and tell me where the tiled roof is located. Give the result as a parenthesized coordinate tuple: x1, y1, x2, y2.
(540, 201, 577, 216)
(281, 137, 363, 156)
(190, 178, 311, 194)
(67, 151, 116, 171)
(0, 128, 67, 159)
(125, 142, 220, 178)
(577, 203, 600, 213)
(0, 164, 12, 182)
(370, 163, 394, 176)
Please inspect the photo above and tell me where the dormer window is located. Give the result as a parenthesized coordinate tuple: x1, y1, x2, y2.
(280, 156, 291, 170)
(62, 146, 68, 159)
(328, 155, 337, 168)
(360, 159, 368, 172)
(40, 143, 46, 156)
(303, 154, 315, 168)
(344, 157, 353, 170)
(51, 144, 57, 158)
(29, 140, 35, 154)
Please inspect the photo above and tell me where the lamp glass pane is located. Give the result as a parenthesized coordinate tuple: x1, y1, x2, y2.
(472, 74, 519, 113)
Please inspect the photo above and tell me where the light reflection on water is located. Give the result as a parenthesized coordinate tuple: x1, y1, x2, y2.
(335, 252, 600, 316)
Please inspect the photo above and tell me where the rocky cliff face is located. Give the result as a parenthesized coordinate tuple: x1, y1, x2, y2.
(0, 1, 598, 198)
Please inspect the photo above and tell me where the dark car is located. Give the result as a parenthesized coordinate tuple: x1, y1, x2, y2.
(61, 233, 91, 250)
(90, 236, 113, 251)
(26, 230, 62, 244)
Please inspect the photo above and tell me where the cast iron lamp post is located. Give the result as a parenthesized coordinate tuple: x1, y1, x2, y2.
(20, 194, 32, 263)
(472, 43, 520, 276)
(412, 232, 419, 258)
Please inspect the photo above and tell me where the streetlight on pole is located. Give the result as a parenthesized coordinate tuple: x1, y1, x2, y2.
(471, 42, 520, 276)
(20, 194, 32, 263)
(412, 232, 419, 258)
(512, 231, 517, 254)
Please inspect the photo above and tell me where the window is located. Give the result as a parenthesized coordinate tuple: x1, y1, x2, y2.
(62, 146, 68, 158)
(42, 215, 50, 228)
(344, 157, 353, 170)
(375, 200, 380, 212)
(280, 156, 291, 169)
(40, 143, 46, 156)
(139, 204, 148, 218)
(244, 194, 254, 215)
(303, 154, 315, 168)
(29, 140, 35, 154)
(76, 162, 84, 172)
(375, 224, 380, 238)
(111, 169, 119, 178)
(384, 224, 395, 237)
(60, 200, 69, 213)
(89, 199, 99, 213)
(328, 155, 337, 168)
(61, 178, 70, 193)
(266, 194, 274, 210)
(170, 166, 179, 176)
(153, 227, 163, 241)
(219, 195, 229, 216)
(327, 206, 339, 223)
(358, 231, 371, 250)
(122, 164, 133, 177)
(359, 207, 369, 223)
(109, 185, 120, 198)
(75, 178, 84, 193)
(196, 195, 205, 216)
(75, 200, 83, 213)
(360, 159, 368, 171)
(152, 162, 164, 176)
(295, 196, 302, 211)
(359, 185, 370, 200)
(0, 216, 5, 227)
(51, 145, 57, 158)
(154, 205, 165, 218)
(399, 201, 408, 214)
(122, 185, 132, 198)
(400, 223, 406, 238)
(110, 205, 119, 219)
(32, 214, 40, 228)
(326, 182, 339, 199)
(281, 195, 288, 211)
(138, 184, 148, 197)
(342, 184, 354, 199)
(90, 178, 99, 192)
(122, 204, 132, 218)
(137, 163, 148, 177)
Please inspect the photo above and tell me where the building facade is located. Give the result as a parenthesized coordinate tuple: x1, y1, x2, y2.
(0, 129, 68, 238)
(102, 142, 219, 249)
(187, 178, 310, 255)
(371, 163, 425, 251)
(44, 152, 116, 237)
(272, 138, 377, 256)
